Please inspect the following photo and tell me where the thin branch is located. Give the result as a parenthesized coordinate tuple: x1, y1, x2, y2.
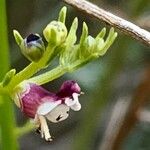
(62, 0, 150, 46)
(98, 65, 150, 150)
(99, 97, 131, 150)
(104, 66, 150, 150)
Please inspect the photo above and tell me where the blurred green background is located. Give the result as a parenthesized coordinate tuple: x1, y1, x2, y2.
(4, 0, 150, 149)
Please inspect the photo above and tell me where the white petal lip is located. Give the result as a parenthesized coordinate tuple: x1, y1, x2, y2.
(37, 100, 61, 115)
(65, 98, 75, 106)
(72, 93, 79, 102)
(71, 93, 81, 111)
(64, 93, 81, 111)
(45, 104, 70, 123)
(70, 103, 81, 111)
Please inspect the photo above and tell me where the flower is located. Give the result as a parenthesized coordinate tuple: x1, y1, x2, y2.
(20, 34, 45, 62)
(12, 80, 82, 141)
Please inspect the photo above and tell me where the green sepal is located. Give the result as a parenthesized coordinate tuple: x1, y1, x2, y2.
(13, 30, 23, 46)
(98, 27, 117, 56)
(58, 6, 67, 24)
(59, 17, 78, 65)
(2, 69, 16, 87)
(79, 22, 88, 58)
(96, 27, 106, 39)
(86, 36, 96, 54)
(80, 22, 88, 46)
(49, 28, 57, 45)
(65, 17, 78, 47)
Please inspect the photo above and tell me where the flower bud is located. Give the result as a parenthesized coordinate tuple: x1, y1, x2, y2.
(43, 21, 67, 45)
(20, 34, 45, 62)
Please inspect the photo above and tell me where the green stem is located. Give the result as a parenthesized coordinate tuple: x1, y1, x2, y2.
(29, 65, 68, 85)
(0, 0, 18, 149)
(29, 57, 93, 85)
(15, 121, 35, 138)
(5, 44, 56, 91)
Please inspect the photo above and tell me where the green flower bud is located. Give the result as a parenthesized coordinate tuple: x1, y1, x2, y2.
(20, 34, 45, 62)
(43, 21, 67, 45)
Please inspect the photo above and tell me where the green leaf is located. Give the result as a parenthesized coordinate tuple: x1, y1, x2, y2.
(58, 6, 67, 24)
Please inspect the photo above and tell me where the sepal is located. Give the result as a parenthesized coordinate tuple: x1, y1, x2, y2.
(13, 30, 23, 46)
(2, 69, 16, 87)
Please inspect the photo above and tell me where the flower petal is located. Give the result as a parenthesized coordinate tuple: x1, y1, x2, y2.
(70, 93, 81, 111)
(45, 104, 70, 123)
(37, 100, 61, 115)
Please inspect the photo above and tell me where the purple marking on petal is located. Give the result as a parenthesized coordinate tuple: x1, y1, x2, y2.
(20, 83, 59, 118)
(57, 80, 81, 98)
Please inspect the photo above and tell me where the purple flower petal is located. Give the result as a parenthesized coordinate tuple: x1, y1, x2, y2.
(57, 80, 81, 98)
(17, 82, 59, 118)
(13, 80, 82, 119)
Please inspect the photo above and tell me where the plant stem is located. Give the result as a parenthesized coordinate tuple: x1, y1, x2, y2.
(5, 45, 56, 91)
(29, 65, 68, 85)
(0, 0, 18, 149)
(29, 57, 92, 85)
(15, 121, 35, 138)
